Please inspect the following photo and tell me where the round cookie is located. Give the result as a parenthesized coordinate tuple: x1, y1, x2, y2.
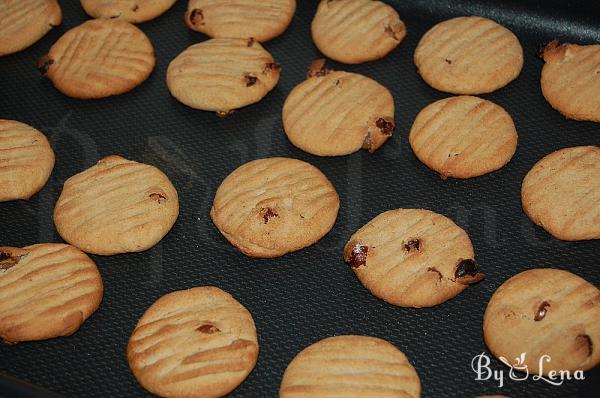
(167, 38, 281, 115)
(0, 0, 62, 56)
(185, 0, 296, 42)
(81, 0, 177, 23)
(344, 208, 484, 308)
(409, 96, 518, 179)
(414, 16, 523, 94)
(0, 243, 103, 343)
(541, 40, 600, 122)
(484, 268, 600, 375)
(311, 0, 406, 64)
(521, 146, 600, 241)
(211, 157, 340, 258)
(128, 286, 258, 398)
(0, 119, 55, 202)
(38, 19, 155, 99)
(54, 155, 179, 256)
(280, 335, 421, 398)
(283, 66, 395, 156)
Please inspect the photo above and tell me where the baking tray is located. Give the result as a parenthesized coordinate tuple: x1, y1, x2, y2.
(1, 1, 599, 397)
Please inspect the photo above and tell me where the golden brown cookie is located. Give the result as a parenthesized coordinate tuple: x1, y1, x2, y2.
(311, 0, 406, 64)
(521, 146, 600, 241)
(81, 0, 177, 23)
(409, 96, 518, 179)
(38, 19, 155, 99)
(0, 0, 62, 56)
(167, 38, 281, 115)
(541, 40, 600, 122)
(484, 268, 600, 375)
(128, 286, 258, 398)
(185, 0, 296, 42)
(211, 157, 340, 258)
(279, 335, 421, 398)
(0, 119, 55, 202)
(54, 155, 179, 256)
(414, 16, 523, 94)
(0, 243, 103, 343)
(283, 65, 395, 156)
(344, 208, 484, 308)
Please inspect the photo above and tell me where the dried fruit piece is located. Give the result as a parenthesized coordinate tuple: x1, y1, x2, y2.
(0, 251, 25, 271)
(197, 324, 220, 334)
(263, 62, 281, 74)
(376, 117, 395, 136)
(189, 9, 204, 26)
(404, 239, 420, 252)
(534, 301, 550, 321)
(344, 242, 368, 269)
(247, 37, 255, 47)
(307, 59, 330, 78)
(149, 192, 167, 204)
(454, 258, 484, 284)
(37, 55, 54, 75)
(244, 74, 258, 87)
(260, 207, 278, 224)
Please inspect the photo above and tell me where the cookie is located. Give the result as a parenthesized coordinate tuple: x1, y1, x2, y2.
(38, 19, 155, 99)
(54, 155, 179, 256)
(521, 146, 600, 241)
(283, 64, 395, 156)
(0, 119, 55, 202)
(414, 16, 523, 94)
(484, 268, 600, 375)
(81, 0, 176, 23)
(185, 0, 296, 42)
(541, 40, 600, 122)
(0, 0, 62, 56)
(409, 96, 518, 179)
(0, 243, 103, 343)
(311, 0, 406, 64)
(128, 286, 258, 398)
(167, 38, 281, 115)
(279, 335, 421, 398)
(211, 157, 339, 258)
(344, 208, 484, 308)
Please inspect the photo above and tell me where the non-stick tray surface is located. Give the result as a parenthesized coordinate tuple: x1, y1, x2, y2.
(1, 1, 599, 397)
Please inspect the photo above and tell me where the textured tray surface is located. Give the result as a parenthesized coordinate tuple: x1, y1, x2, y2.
(1, 1, 599, 397)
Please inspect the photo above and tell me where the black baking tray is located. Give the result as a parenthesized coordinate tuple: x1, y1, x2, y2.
(1, 1, 599, 397)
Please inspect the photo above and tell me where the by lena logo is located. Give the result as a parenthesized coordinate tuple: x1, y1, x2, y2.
(471, 352, 585, 387)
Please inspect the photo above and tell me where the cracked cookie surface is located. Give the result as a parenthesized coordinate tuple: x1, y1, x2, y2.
(414, 16, 523, 94)
(409, 96, 518, 179)
(167, 38, 281, 114)
(521, 146, 600, 241)
(344, 208, 483, 307)
(81, 0, 177, 23)
(311, 0, 406, 64)
(39, 18, 155, 98)
(541, 40, 600, 122)
(0, 0, 62, 56)
(283, 69, 395, 156)
(128, 286, 258, 398)
(280, 335, 421, 398)
(0, 119, 55, 202)
(54, 155, 179, 255)
(484, 268, 600, 375)
(185, 0, 296, 42)
(0, 243, 103, 343)
(211, 157, 340, 258)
